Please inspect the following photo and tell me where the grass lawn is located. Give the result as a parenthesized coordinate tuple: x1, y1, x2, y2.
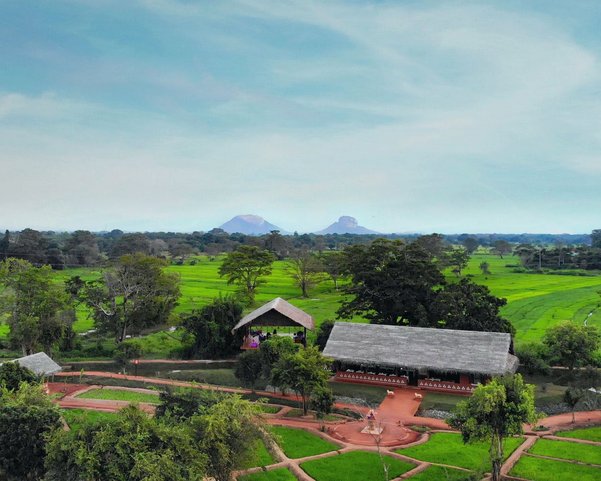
(283, 408, 341, 422)
(165, 368, 251, 388)
(328, 381, 387, 405)
(238, 468, 297, 481)
(258, 404, 282, 414)
(300, 451, 414, 481)
(397, 432, 523, 471)
(406, 465, 471, 481)
(556, 426, 601, 443)
(76, 388, 160, 404)
(511, 455, 601, 481)
(528, 438, 601, 465)
(270, 426, 338, 459)
(62, 409, 118, 431)
(420, 392, 464, 412)
(238, 438, 276, 469)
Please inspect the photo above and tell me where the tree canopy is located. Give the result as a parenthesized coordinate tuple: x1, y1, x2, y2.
(0, 382, 62, 481)
(0, 258, 72, 355)
(271, 346, 332, 415)
(449, 374, 538, 481)
(181, 295, 244, 358)
(0, 362, 38, 391)
(338, 239, 444, 326)
(543, 322, 600, 371)
(45, 406, 206, 481)
(433, 278, 515, 335)
(218, 245, 275, 303)
(78, 253, 180, 342)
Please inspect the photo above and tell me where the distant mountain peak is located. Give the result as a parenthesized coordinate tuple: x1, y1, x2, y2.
(315, 216, 379, 235)
(219, 214, 284, 235)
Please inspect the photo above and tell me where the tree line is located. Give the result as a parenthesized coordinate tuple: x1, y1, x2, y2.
(0, 227, 596, 270)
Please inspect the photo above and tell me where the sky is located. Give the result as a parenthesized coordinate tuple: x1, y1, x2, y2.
(1, 0, 601, 234)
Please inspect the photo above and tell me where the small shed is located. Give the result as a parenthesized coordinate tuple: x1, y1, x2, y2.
(11, 352, 62, 377)
(232, 297, 315, 349)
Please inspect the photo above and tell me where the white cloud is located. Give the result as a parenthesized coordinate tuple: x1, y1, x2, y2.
(2, 1, 601, 232)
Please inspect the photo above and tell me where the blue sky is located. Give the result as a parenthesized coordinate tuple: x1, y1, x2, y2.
(1, 0, 600, 234)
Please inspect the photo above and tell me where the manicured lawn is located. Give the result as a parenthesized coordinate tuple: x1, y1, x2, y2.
(238, 468, 297, 481)
(238, 438, 276, 469)
(270, 426, 338, 459)
(329, 381, 387, 405)
(300, 451, 415, 481)
(406, 465, 470, 481)
(397, 432, 523, 471)
(62, 409, 118, 431)
(76, 388, 160, 404)
(529, 438, 601, 465)
(420, 392, 464, 412)
(283, 408, 341, 422)
(511, 455, 601, 481)
(259, 404, 282, 414)
(556, 426, 601, 443)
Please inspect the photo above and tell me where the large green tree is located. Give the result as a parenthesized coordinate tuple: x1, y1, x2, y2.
(0, 258, 72, 355)
(543, 322, 600, 371)
(64, 230, 102, 266)
(319, 251, 345, 290)
(338, 239, 444, 326)
(9, 228, 48, 265)
(449, 374, 538, 481)
(234, 349, 264, 391)
(286, 249, 324, 298)
(181, 295, 244, 358)
(271, 346, 332, 415)
(0, 382, 62, 481)
(79, 254, 180, 342)
(190, 394, 263, 481)
(0, 362, 38, 391)
(45, 406, 206, 481)
(218, 245, 274, 303)
(433, 279, 515, 335)
(258, 336, 299, 378)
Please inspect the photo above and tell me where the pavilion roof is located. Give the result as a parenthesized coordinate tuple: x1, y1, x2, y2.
(10, 352, 62, 377)
(232, 297, 315, 332)
(323, 322, 518, 376)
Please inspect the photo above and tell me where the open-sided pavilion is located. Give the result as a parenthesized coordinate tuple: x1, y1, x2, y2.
(232, 297, 315, 349)
(324, 322, 518, 394)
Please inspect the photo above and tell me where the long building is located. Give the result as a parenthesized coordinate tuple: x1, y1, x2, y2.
(323, 322, 518, 394)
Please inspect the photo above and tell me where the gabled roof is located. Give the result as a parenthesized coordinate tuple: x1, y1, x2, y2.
(323, 322, 518, 376)
(232, 297, 315, 332)
(12, 352, 62, 376)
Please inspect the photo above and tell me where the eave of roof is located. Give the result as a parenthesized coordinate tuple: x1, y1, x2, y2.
(232, 297, 315, 332)
(323, 322, 517, 376)
(11, 352, 62, 376)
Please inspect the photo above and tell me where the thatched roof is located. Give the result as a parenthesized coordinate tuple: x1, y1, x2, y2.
(232, 297, 315, 332)
(323, 322, 518, 376)
(12, 352, 62, 376)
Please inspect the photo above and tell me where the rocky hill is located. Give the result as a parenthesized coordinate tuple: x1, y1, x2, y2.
(315, 216, 379, 235)
(219, 215, 284, 235)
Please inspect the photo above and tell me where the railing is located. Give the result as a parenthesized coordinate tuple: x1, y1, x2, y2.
(335, 371, 408, 386)
(417, 379, 476, 393)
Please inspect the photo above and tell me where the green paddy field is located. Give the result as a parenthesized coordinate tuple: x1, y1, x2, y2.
(1, 252, 600, 348)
